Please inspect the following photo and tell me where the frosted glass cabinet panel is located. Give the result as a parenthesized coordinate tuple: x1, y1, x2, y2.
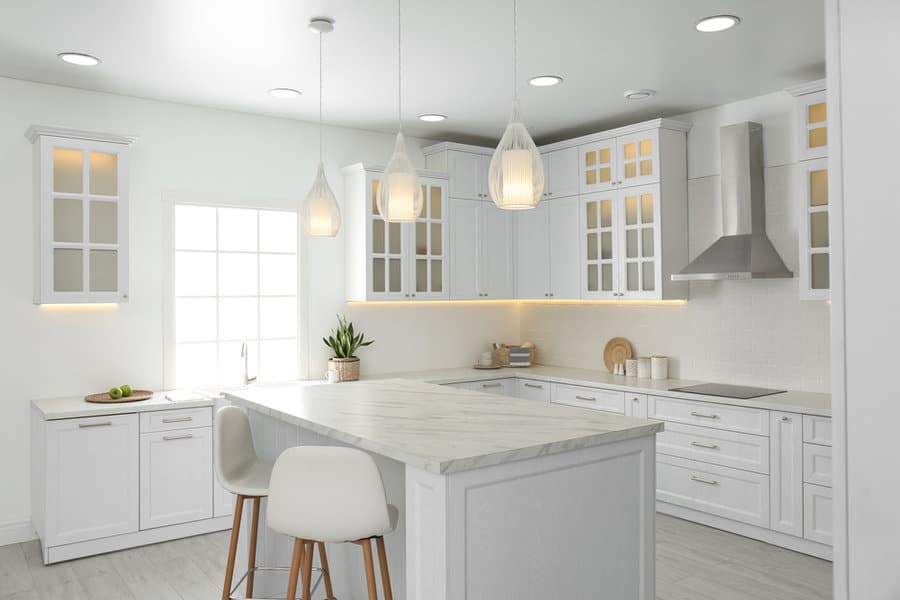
(799, 158, 830, 300)
(28, 126, 134, 304)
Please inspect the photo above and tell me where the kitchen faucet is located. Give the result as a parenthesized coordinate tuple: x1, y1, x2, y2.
(241, 342, 257, 386)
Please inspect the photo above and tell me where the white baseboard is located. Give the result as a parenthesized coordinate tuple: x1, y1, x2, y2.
(0, 520, 37, 546)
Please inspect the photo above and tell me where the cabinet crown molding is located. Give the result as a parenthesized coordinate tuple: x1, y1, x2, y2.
(339, 162, 448, 180)
(422, 142, 494, 157)
(785, 79, 827, 97)
(537, 118, 692, 154)
(25, 125, 138, 145)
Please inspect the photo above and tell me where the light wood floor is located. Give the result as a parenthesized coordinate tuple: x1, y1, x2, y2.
(0, 514, 831, 599)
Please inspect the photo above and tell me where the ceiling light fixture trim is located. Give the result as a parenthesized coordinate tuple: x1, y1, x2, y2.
(58, 52, 101, 66)
(418, 114, 447, 122)
(695, 15, 742, 33)
(528, 75, 563, 87)
(624, 89, 656, 100)
(269, 87, 302, 99)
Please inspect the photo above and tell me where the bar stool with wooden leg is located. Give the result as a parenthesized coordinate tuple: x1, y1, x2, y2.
(267, 446, 399, 600)
(215, 406, 332, 599)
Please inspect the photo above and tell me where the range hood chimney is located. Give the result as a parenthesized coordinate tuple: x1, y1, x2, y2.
(672, 122, 793, 281)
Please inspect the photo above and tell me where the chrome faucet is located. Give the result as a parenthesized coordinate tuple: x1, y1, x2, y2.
(241, 342, 257, 386)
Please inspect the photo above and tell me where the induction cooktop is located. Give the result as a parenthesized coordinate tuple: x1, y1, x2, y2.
(668, 383, 786, 400)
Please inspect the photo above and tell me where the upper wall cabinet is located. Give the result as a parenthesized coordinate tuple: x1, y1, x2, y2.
(449, 198, 514, 300)
(541, 147, 580, 199)
(578, 128, 662, 193)
(788, 80, 828, 162)
(27, 126, 136, 304)
(424, 144, 492, 201)
(343, 163, 449, 301)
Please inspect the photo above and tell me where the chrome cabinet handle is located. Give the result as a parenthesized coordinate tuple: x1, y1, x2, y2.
(79, 421, 112, 428)
(781, 416, 791, 422)
(690, 475, 719, 485)
(524, 383, 544, 389)
(575, 395, 597, 402)
(162, 416, 193, 424)
(632, 397, 640, 402)
(690, 441, 720, 450)
(163, 434, 194, 441)
(690, 411, 719, 419)
(481, 383, 502, 388)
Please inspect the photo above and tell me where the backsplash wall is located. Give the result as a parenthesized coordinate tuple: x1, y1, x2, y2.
(520, 91, 832, 393)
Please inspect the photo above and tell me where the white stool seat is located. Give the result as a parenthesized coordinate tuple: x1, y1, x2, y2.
(222, 461, 273, 497)
(215, 406, 273, 497)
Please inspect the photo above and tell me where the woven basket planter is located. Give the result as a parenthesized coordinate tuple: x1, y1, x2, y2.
(328, 357, 360, 382)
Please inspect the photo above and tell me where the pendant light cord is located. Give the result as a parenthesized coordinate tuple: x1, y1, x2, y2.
(397, 0, 403, 132)
(318, 30, 323, 160)
(513, 0, 518, 100)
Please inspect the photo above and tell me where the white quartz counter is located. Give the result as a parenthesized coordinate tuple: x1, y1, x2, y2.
(224, 378, 662, 474)
(381, 365, 832, 416)
(32, 391, 215, 420)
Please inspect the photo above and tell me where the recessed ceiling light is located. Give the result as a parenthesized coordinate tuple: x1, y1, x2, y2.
(695, 15, 741, 33)
(269, 88, 302, 99)
(57, 52, 101, 67)
(529, 75, 563, 87)
(624, 89, 656, 100)
(418, 114, 447, 122)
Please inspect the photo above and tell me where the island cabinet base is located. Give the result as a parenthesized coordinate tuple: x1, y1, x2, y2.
(241, 410, 657, 600)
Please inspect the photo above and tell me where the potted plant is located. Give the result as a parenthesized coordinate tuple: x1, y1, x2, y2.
(323, 315, 374, 382)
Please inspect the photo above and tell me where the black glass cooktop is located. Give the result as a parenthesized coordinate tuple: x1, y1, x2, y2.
(668, 383, 786, 400)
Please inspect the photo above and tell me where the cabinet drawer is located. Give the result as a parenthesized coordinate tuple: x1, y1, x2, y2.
(469, 379, 515, 397)
(656, 422, 770, 474)
(140, 407, 212, 433)
(803, 415, 832, 446)
(649, 396, 769, 436)
(515, 379, 551, 402)
(657, 455, 770, 528)
(551, 384, 625, 414)
(803, 443, 832, 487)
(803, 483, 833, 545)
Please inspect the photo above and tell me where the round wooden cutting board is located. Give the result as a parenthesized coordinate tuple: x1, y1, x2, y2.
(84, 390, 153, 404)
(603, 338, 634, 372)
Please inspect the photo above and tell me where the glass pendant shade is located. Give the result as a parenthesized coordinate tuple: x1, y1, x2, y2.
(489, 99, 545, 210)
(376, 131, 423, 222)
(301, 162, 341, 237)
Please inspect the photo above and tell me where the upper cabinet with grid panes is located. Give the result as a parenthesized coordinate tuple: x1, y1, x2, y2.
(787, 80, 831, 300)
(343, 163, 449, 301)
(27, 126, 136, 304)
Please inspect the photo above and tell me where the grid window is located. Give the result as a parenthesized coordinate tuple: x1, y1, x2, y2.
(174, 204, 298, 387)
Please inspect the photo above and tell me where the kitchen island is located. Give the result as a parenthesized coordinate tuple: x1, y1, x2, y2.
(224, 378, 662, 600)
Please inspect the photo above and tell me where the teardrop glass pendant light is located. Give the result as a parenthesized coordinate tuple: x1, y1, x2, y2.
(375, 0, 423, 223)
(301, 18, 341, 237)
(488, 0, 544, 210)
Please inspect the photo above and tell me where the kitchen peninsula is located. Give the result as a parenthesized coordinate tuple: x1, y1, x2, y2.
(224, 378, 662, 600)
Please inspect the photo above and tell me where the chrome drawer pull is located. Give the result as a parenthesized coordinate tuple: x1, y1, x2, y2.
(162, 416, 193, 423)
(79, 421, 112, 428)
(690, 441, 720, 450)
(481, 383, 502, 388)
(690, 475, 719, 485)
(524, 383, 544, 389)
(163, 434, 194, 441)
(690, 411, 719, 419)
(575, 395, 597, 402)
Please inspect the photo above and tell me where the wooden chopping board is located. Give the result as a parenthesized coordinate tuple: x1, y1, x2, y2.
(84, 390, 154, 404)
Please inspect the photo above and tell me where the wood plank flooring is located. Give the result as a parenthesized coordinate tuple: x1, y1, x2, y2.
(0, 515, 831, 599)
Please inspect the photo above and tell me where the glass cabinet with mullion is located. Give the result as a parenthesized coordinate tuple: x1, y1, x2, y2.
(27, 126, 135, 304)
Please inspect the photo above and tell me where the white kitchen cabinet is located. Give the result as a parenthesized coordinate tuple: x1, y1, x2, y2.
(343, 164, 450, 301)
(450, 198, 513, 299)
(514, 379, 551, 402)
(43, 414, 139, 546)
(470, 379, 516, 396)
(515, 197, 580, 299)
(788, 81, 828, 162)
(656, 422, 770, 474)
(551, 383, 625, 413)
(579, 127, 669, 194)
(26, 126, 136, 304)
(625, 393, 649, 419)
(140, 427, 213, 530)
(803, 483, 833, 545)
(803, 415, 832, 446)
(803, 443, 833, 488)
(578, 137, 618, 192)
(648, 396, 769, 436)
(770, 411, 804, 537)
(798, 157, 830, 300)
(541, 146, 580, 199)
(423, 143, 492, 201)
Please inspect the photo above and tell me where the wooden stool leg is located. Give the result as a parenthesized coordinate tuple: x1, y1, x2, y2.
(222, 495, 245, 600)
(246, 497, 261, 597)
(285, 538, 304, 600)
(375, 536, 393, 600)
(361, 539, 379, 600)
(301, 541, 315, 600)
(317, 542, 335, 600)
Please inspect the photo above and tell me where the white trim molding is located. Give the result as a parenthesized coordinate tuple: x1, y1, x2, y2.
(0, 520, 37, 546)
(25, 125, 138, 145)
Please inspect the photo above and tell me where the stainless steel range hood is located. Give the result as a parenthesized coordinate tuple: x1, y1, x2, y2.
(672, 122, 793, 281)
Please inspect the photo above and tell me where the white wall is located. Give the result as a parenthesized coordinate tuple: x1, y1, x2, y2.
(834, 0, 900, 597)
(520, 91, 831, 392)
(0, 76, 518, 538)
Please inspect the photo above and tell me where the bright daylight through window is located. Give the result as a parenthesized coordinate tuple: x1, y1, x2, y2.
(174, 205, 298, 387)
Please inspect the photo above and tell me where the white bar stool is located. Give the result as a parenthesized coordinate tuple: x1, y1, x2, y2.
(215, 406, 331, 600)
(267, 446, 399, 600)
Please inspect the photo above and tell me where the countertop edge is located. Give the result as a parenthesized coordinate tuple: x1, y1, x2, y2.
(32, 396, 215, 420)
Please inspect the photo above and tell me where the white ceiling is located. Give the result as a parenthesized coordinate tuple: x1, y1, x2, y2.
(0, 0, 824, 145)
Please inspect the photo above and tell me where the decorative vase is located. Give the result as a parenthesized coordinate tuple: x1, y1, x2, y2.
(328, 357, 360, 382)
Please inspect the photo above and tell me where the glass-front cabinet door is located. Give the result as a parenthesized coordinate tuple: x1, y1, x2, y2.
(368, 176, 407, 300)
(618, 184, 661, 299)
(581, 193, 618, 298)
(799, 158, 830, 300)
(411, 181, 449, 299)
(579, 138, 617, 193)
(798, 90, 828, 161)
(617, 130, 659, 188)
(28, 127, 134, 304)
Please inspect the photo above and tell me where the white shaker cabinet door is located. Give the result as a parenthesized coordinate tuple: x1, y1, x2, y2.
(548, 196, 581, 299)
(544, 146, 580, 199)
(448, 151, 489, 200)
(140, 427, 213, 530)
(449, 198, 481, 300)
(482, 203, 515, 299)
(803, 483, 833, 545)
(514, 203, 550, 298)
(45, 414, 139, 546)
(769, 412, 804, 537)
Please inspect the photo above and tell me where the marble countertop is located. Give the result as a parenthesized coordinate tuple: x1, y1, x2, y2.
(380, 365, 832, 416)
(32, 391, 215, 420)
(224, 379, 663, 474)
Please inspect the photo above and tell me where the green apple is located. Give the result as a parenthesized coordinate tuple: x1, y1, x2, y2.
(120, 385, 133, 397)
(109, 387, 123, 400)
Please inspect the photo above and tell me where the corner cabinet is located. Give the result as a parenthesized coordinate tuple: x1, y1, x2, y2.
(26, 126, 136, 304)
(343, 163, 449, 301)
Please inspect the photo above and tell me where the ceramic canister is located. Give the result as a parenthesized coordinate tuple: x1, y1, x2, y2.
(636, 357, 651, 378)
(651, 356, 669, 380)
(625, 359, 638, 377)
